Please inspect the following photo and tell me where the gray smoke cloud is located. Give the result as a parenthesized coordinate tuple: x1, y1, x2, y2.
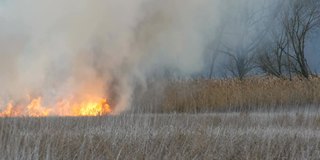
(0, 0, 285, 113)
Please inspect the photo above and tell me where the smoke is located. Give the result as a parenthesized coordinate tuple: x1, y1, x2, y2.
(0, 0, 289, 113)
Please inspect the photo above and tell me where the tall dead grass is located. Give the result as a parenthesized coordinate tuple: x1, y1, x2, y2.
(134, 77, 320, 113)
(1, 112, 320, 160)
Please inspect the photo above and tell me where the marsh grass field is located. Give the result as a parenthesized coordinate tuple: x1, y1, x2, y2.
(1, 110, 320, 160)
(2, 78, 320, 160)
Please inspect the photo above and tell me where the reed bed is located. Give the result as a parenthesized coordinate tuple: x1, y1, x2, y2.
(134, 77, 320, 113)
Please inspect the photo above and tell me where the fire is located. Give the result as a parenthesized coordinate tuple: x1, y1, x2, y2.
(0, 102, 17, 117)
(0, 96, 112, 117)
(72, 98, 112, 116)
(26, 98, 51, 117)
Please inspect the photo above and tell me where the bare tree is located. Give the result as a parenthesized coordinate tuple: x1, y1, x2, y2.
(219, 0, 272, 80)
(257, 32, 289, 79)
(257, 0, 320, 79)
(223, 52, 256, 80)
(282, 0, 320, 78)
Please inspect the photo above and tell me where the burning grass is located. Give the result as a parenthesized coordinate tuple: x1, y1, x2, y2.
(1, 112, 320, 159)
(2, 76, 319, 117)
(0, 96, 112, 117)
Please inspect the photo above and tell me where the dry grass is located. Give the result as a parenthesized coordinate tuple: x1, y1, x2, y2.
(134, 77, 320, 113)
(2, 77, 320, 159)
(1, 111, 320, 160)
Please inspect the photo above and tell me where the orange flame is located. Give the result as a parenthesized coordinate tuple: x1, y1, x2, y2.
(26, 98, 52, 117)
(0, 96, 112, 117)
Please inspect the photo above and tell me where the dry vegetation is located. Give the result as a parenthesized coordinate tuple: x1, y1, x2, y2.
(2, 77, 320, 159)
(1, 112, 320, 160)
(134, 77, 320, 113)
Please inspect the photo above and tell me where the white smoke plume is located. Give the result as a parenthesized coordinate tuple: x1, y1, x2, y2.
(0, 0, 272, 113)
